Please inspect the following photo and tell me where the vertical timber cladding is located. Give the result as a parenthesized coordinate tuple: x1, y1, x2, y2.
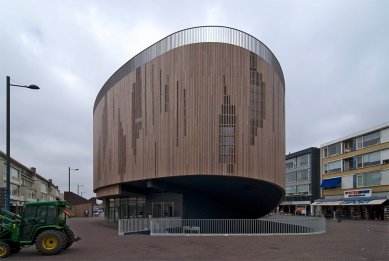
(93, 42, 285, 191)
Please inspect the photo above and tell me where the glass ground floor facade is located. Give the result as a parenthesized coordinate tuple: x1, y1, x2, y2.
(104, 193, 178, 222)
(101, 175, 284, 222)
(104, 195, 146, 222)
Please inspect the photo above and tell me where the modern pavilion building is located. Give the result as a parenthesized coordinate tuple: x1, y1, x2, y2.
(93, 26, 285, 222)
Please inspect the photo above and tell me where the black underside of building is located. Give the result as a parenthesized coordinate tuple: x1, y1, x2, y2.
(119, 175, 284, 219)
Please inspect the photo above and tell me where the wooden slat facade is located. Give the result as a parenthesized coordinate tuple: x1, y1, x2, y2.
(93, 42, 285, 197)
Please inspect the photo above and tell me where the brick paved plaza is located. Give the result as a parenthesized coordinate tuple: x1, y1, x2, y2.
(8, 216, 388, 260)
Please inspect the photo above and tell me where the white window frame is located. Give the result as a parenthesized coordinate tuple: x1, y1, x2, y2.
(297, 154, 310, 167)
(285, 158, 296, 170)
(11, 184, 19, 197)
(356, 171, 382, 188)
(296, 169, 310, 181)
(324, 160, 342, 174)
(356, 136, 363, 150)
(41, 182, 48, 193)
(323, 147, 328, 158)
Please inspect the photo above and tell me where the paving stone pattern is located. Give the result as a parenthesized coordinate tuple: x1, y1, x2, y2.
(8, 216, 389, 260)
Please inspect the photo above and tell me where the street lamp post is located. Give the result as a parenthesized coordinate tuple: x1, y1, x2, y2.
(68, 167, 79, 192)
(77, 184, 84, 195)
(6, 76, 39, 211)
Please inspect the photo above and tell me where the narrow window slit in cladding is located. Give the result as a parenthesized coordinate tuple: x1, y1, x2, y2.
(176, 81, 179, 147)
(152, 64, 154, 125)
(183, 88, 187, 137)
(165, 75, 169, 113)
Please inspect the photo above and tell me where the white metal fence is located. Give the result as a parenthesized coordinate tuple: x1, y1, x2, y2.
(118, 218, 150, 236)
(118, 215, 326, 236)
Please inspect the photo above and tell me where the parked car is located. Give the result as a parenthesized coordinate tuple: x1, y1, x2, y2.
(94, 209, 103, 217)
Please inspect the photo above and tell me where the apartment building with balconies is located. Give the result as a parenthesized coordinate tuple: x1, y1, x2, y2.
(312, 122, 389, 220)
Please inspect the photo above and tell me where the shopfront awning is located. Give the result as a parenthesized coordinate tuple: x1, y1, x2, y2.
(368, 199, 388, 205)
(311, 201, 343, 206)
(342, 199, 388, 206)
(312, 198, 388, 206)
(320, 177, 341, 188)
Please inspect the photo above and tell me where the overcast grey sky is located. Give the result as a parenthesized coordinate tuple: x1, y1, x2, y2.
(1, 0, 388, 199)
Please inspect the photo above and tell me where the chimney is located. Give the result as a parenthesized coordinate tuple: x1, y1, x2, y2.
(30, 167, 36, 176)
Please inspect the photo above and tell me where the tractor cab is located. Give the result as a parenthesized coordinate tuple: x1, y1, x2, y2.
(0, 200, 79, 258)
(19, 201, 70, 242)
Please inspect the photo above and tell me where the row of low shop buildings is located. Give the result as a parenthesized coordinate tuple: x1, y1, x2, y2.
(0, 151, 62, 214)
(280, 122, 389, 221)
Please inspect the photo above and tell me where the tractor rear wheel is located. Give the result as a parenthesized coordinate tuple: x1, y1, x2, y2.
(35, 230, 67, 256)
(0, 242, 10, 258)
(64, 228, 75, 249)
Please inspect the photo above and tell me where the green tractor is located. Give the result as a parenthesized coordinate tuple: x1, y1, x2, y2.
(0, 200, 80, 258)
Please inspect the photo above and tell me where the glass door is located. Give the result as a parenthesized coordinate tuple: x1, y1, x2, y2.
(152, 202, 174, 217)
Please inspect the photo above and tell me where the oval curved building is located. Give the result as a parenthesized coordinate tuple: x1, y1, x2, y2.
(93, 26, 285, 221)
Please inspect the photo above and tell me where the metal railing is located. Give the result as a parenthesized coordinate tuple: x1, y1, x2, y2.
(118, 215, 326, 236)
(118, 218, 150, 236)
(118, 217, 182, 235)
